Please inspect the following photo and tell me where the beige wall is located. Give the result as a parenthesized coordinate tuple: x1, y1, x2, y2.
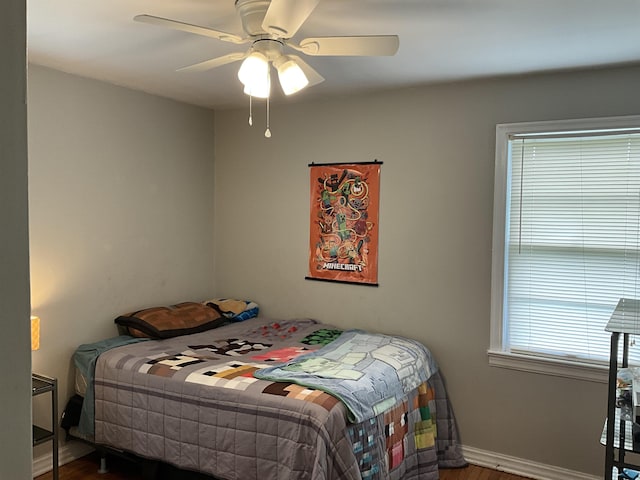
(213, 65, 640, 476)
(23, 61, 640, 476)
(0, 0, 32, 477)
(27, 65, 217, 453)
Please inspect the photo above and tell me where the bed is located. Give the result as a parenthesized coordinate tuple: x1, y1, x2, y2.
(69, 300, 466, 480)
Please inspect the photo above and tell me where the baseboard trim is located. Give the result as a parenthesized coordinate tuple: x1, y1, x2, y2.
(33, 440, 94, 478)
(463, 445, 600, 480)
(33, 440, 599, 480)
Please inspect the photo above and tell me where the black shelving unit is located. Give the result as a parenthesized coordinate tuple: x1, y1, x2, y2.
(32, 373, 58, 480)
(602, 298, 640, 480)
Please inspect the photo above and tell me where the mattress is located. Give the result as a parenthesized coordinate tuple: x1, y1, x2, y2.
(90, 317, 465, 479)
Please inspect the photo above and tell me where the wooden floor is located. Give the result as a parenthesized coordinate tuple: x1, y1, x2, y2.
(35, 452, 533, 480)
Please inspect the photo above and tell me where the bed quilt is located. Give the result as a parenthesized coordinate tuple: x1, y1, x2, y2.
(93, 317, 465, 480)
(254, 329, 437, 423)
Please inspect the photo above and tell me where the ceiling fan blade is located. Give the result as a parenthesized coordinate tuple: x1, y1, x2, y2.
(176, 52, 247, 73)
(134, 14, 248, 45)
(292, 35, 399, 56)
(288, 55, 324, 87)
(261, 0, 320, 38)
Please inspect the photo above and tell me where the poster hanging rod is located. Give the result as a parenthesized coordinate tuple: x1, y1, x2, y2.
(304, 276, 379, 287)
(308, 159, 382, 167)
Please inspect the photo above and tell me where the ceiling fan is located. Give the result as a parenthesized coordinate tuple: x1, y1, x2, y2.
(134, 0, 400, 136)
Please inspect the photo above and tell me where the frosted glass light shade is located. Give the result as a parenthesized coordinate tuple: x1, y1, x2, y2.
(238, 52, 269, 87)
(31, 315, 40, 351)
(275, 57, 309, 95)
(243, 74, 271, 98)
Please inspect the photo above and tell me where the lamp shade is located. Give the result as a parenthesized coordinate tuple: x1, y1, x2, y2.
(275, 56, 309, 95)
(243, 74, 271, 98)
(238, 52, 269, 87)
(31, 315, 40, 351)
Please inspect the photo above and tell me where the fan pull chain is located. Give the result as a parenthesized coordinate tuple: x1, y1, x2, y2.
(248, 94, 253, 126)
(264, 95, 271, 138)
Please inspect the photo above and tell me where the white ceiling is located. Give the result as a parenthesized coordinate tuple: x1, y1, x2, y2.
(27, 0, 640, 110)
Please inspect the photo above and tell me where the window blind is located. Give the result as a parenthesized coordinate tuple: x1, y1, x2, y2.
(505, 132, 640, 364)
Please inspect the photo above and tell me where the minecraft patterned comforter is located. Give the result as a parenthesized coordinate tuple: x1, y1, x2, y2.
(93, 317, 466, 480)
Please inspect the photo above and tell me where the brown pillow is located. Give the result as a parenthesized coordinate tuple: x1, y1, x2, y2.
(115, 302, 225, 339)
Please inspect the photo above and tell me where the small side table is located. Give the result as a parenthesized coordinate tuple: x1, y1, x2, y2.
(32, 373, 58, 480)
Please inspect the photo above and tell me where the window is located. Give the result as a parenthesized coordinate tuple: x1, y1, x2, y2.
(489, 116, 640, 381)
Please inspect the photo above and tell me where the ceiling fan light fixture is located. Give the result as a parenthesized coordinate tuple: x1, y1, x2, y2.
(135, 1, 400, 136)
(274, 56, 309, 95)
(237, 51, 269, 87)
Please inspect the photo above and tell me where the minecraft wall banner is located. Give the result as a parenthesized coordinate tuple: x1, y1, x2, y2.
(306, 161, 381, 286)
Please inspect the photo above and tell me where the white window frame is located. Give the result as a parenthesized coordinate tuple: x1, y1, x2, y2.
(489, 115, 640, 383)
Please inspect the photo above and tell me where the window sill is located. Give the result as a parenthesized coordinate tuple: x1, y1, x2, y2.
(487, 349, 608, 383)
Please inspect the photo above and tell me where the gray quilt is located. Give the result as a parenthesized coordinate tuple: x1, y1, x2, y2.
(93, 317, 466, 479)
